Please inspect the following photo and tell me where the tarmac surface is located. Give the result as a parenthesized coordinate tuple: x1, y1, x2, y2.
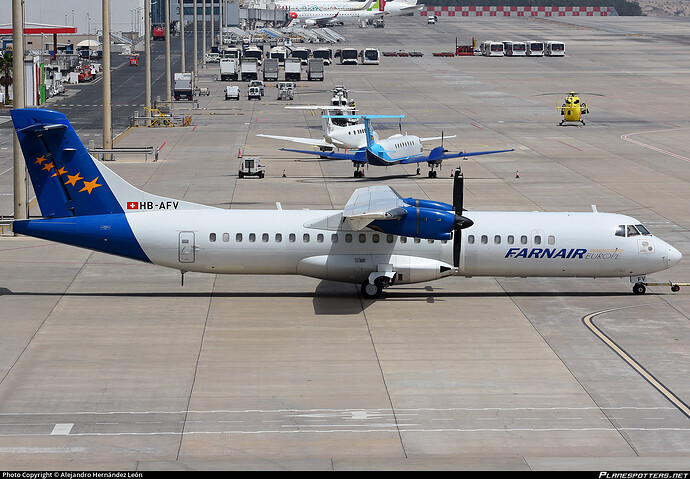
(1, 15, 690, 471)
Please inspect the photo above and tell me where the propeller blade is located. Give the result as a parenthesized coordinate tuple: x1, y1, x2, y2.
(453, 166, 463, 213)
(452, 166, 465, 269)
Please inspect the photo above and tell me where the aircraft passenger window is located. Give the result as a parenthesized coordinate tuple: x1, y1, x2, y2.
(507, 235, 514, 244)
(332, 234, 338, 243)
(276, 233, 282, 243)
(494, 235, 501, 244)
(262, 233, 269, 243)
(249, 233, 256, 243)
(236, 233, 242, 242)
(289, 233, 296, 243)
(636, 224, 651, 235)
(359, 234, 366, 243)
(615, 225, 626, 237)
(481, 235, 488, 244)
(317, 234, 324, 243)
(210, 233, 216, 242)
(373, 234, 380, 243)
(521, 235, 528, 245)
(387, 235, 394, 243)
(400, 237, 407, 243)
(428, 239, 434, 244)
(441, 240, 447, 244)
(548, 235, 555, 245)
(346, 234, 352, 243)
(627, 225, 640, 237)
(534, 235, 541, 245)
(303, 233, 310, 243)
(468, 235, 474, 244)
(414, 238, 421, 244)
(222, 233, 229, 242)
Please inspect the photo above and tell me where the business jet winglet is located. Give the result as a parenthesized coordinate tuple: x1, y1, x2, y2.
(10, 109, 683, 299)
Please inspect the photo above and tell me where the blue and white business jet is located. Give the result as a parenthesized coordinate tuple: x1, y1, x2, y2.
(280, 114, 515, 178)
(10, 109, 683, 298)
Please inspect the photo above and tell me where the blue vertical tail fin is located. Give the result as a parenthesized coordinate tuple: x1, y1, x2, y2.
(11, 108, 123, 218)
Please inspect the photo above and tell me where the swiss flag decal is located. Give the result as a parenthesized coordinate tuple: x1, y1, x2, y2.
(127, 202, 139, 210)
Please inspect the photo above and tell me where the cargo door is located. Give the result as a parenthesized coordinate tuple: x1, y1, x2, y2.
(179, 231, 195, 263)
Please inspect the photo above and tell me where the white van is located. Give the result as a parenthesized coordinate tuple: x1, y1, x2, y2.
(224, 85, 240, 100)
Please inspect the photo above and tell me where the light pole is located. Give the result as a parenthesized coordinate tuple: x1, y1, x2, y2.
(102, 0, 113, 161)
(145, 0, 152, 125)
(12, 0, 27, 221)
(165, 0, 171, 102)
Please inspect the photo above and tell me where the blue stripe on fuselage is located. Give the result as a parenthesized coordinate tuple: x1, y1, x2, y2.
(13, 213, 150, 263)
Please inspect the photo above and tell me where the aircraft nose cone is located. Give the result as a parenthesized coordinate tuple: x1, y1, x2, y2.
(669, 245, 682, 267)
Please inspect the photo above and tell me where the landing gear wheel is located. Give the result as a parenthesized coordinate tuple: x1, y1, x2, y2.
(361, 280, 383, 299)
(632, 283, 646, 295)
(671, 284, 680, 292)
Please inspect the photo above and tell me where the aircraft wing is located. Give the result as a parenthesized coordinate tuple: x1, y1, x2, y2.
(342, 185, 407, 230)
(308, 13, 340, 26)
(398, 147, 515, 165)
(258, 134, 331, 149)
(280, 147, 367, 163)
(419, 135, 457, 142)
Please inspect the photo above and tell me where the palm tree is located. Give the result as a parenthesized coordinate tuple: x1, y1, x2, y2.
(0, 51, 13, 105)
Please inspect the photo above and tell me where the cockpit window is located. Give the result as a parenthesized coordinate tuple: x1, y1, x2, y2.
(615, 225, 625, 237)
(627, 225, 640, 236)
(636, 224, 651, 235)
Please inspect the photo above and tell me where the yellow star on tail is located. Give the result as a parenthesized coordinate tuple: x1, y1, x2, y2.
(51, 167, 68, 178)
(34, 155, 49, 165)
(79, 177, 102, 195)
(65, 172, 83, 187)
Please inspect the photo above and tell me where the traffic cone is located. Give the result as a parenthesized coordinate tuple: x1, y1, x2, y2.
(238, 148, 242, 158)
(516, 170, 520, 178)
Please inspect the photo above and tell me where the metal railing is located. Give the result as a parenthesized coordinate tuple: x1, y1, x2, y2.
(87, 147, 159, 162)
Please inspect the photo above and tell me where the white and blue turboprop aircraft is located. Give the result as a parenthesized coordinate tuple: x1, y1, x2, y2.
(10, 109, 683, 298)
(280, 114, 516, 178)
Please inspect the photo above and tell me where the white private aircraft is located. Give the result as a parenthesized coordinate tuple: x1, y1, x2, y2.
(257, 107, 372, 152)
(10, 109, 683, 299)
(280, 114, 515, 178)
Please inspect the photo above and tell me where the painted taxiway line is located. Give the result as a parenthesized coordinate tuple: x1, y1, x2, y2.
(583, 304, 690, 420)
(621, 128, 690, 162)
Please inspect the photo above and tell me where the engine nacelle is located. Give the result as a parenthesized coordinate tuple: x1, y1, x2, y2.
(370, 206, 456, 240)
(296, 254, 454, 285)
(304, 19, 317, 26)
(402, 198, 453, 211)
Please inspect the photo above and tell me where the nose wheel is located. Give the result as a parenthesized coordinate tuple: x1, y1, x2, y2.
(632, 282, 646, 295)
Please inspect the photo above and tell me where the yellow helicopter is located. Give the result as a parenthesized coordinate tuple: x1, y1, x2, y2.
(557, 92, 589, 125)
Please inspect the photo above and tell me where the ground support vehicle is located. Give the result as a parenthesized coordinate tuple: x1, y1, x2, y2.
(248, 86, 261, 100)
(307, 59, 324, 81)
(220, 58, 240, 81)
(225, 86, 240, 100)
(263, 58, 279, 82)
(238, 157, 265, 178)
(285, 58, 302, 82)
(173, 72, 194, 100)
(241, 59, 259, 82)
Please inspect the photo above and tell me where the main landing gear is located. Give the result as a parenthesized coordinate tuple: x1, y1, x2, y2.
(354, 163, 365, 178)
(361, 271, 395, 299)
